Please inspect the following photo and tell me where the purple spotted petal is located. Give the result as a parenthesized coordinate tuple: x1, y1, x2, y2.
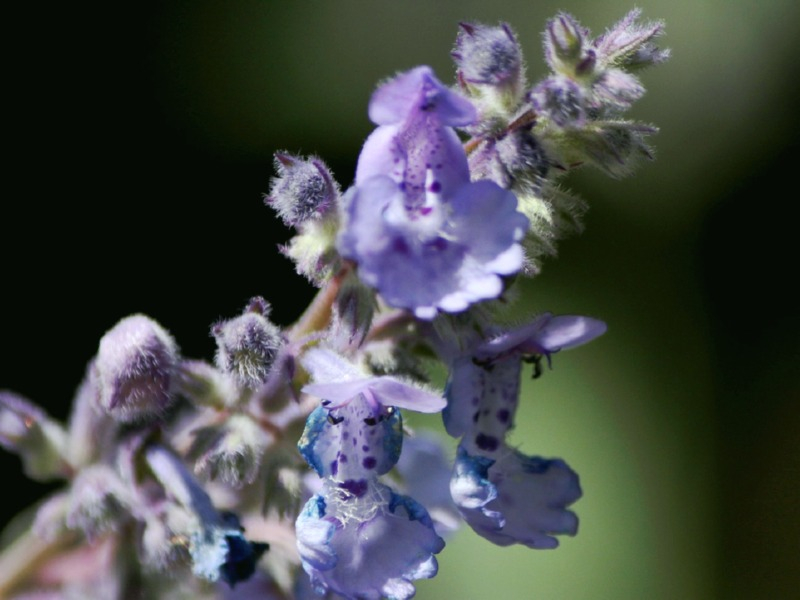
(298, 402, 402, 479)
(450, 444, 581, 549)
(296, 482, 444, 600)
(443, 355, 521, 439)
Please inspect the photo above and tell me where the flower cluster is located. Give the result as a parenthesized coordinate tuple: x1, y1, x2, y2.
(0, 10, 666, 600)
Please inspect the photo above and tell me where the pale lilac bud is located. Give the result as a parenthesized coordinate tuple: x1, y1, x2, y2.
(453, 22, 524, 95)
(212, 297, 284, 390)
(0, 391, 68, 480)
(66, 464, 133, 539)
(93, 314, 179, 423)
(267, 153, 340, 228)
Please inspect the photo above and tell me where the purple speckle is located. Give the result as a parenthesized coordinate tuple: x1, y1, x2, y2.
(330, 460, 338, 476)
(362, 456, 377, 470)
(339, 454, 348, 463)
(339, 479, 369, 498)
(496, 409, 510, 423)
(475, 433, 499, 452)
(362, 445, 370, 452)
(429, 180, 441, 193)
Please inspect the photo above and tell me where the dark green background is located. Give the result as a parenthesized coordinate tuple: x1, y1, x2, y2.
(2, 1, 798, 598)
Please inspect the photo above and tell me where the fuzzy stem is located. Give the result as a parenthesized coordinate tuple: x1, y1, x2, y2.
(287, 265, 349, 342)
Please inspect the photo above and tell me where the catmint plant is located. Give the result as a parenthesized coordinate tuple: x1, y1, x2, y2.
(0, 9, 667, 600)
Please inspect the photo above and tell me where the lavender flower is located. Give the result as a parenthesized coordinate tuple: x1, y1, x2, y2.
(295, 348, 446, 598)
(442, 314, 604, 547)
(0, 10, 669, 598)
(340, 66, 529, 319)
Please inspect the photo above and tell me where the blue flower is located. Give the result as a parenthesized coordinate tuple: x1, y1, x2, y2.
(450, 444, 581, 548)
(296, 481, 444, 600)
(339, 66, 529, 319)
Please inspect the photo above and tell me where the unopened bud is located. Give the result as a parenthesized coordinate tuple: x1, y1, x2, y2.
(453, 22, 524, 99)
(545, 13, 590, 76)
(190, 414, 272, 487)
(93, 314, 179, 423)
(0, 391, 69, 480)
(212, 297, 284, 390)
(330, 271, 376, 350)
(267, 153, 340, 228)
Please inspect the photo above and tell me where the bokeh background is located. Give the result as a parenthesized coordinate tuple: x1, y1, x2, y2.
(2, 1, 798, 598)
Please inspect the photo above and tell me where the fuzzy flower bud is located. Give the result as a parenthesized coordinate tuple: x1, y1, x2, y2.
(212, 297, 284, 390)
(189, 413, 273, 487)
(453, 22, 524, 110)
(267, 153, 340, 228)
(92, 314, 179, 423)
(545, 12, 591, 76)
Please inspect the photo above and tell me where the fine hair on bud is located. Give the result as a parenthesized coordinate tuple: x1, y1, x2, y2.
(267, 152, 340, 228)
(212, 297, 284, 389)
(92, 314, 180, 424)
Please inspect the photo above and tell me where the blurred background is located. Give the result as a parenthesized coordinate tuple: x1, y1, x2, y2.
(2, 1, 798, 598)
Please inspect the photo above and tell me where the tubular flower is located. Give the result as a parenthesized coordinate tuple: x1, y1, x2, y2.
(339, 66, 529, 319)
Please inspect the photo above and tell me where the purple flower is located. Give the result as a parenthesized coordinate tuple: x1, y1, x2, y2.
(450, 443, 581, 548)
(441, 313, 604, 547)
(296, 482, 444, 600)
(339, 66, 529, 319)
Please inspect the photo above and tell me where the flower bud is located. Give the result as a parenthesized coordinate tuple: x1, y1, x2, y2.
(266, 153, 340, 228)
(93, 314, 179, 423)
(453, 22, 524, 103)
(0, 391, 69, 480)
(66, 464, 133, 539)
(212, 297, 284, 390)
(544, 12, 588, 75)
(190, 414, 272, 487)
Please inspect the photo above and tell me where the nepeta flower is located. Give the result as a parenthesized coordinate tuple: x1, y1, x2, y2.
(339, 66, 529, 319)
(295, 348, 446, 598)
(296, 482, 444, 600)
(443, 313, 604, 547)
